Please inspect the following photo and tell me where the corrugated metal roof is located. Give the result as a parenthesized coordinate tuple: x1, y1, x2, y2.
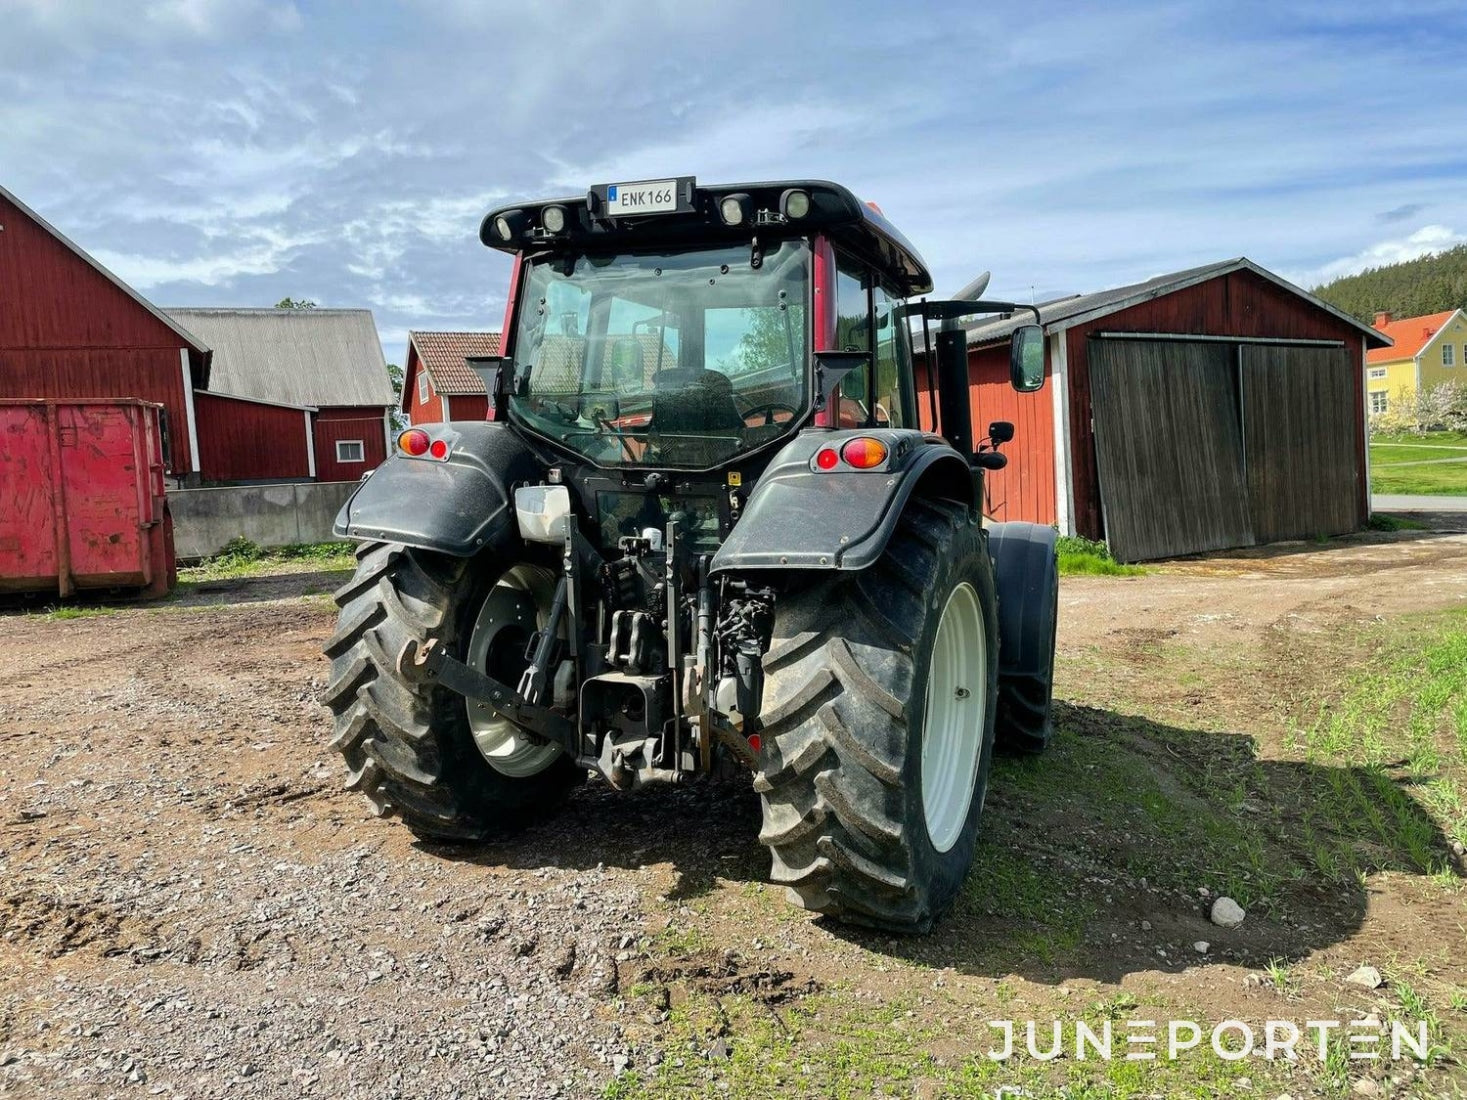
(962, 258, 1392, 349)
(0, 184, 212, 369)
(164, 307, 395, 408)
(410, 331, 501, 396)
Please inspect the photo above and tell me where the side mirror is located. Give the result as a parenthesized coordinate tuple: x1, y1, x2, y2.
(1010, 325, 1045, 392)
(988, 421, 1015, 445)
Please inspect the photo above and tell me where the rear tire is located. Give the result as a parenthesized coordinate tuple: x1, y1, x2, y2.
(755, 499, 999, 932)
(321, 542, 580, 841)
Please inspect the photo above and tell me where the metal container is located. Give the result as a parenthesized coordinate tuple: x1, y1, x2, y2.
(0, 398, 175, 598)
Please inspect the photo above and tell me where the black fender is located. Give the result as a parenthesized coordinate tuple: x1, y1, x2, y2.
(989, 521, 1059, 683)
(709, 428, 976, 574)
(333, 422, 544, 557)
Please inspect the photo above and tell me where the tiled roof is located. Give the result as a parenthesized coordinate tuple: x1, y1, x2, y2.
(410, 331, 502, 395)
(1367, 310, 1458, 364)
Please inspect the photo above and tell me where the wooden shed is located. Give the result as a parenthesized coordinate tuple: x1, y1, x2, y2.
(165, 308, 397, 484)
(953, 258, 1392, 561)
(403, 330, 501, 425)
(0, 183, 211, 479)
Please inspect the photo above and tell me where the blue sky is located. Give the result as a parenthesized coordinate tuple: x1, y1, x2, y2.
(4, 0, 1466, 363)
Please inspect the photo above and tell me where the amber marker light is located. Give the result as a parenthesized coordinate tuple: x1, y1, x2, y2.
(840, 437, 888, 469)
(398, 429, 430, 456)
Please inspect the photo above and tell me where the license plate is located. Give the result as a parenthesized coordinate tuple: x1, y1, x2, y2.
(605, 179, 680, 216)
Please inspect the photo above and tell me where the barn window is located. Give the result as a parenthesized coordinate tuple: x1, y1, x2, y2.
(1445, 343, 1456, 367)
(1367, 367, 1387, 379)
(418, 371, 429, 402)
(1369, 391, 1389, 415)
(336, 439, 365, 463)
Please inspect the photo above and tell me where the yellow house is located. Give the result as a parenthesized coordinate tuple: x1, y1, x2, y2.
(1367, 308, 1467, 414)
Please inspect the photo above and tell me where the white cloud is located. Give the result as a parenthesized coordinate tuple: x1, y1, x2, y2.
(1285, 226, 1467, 289)
(92, 226, 319, 288)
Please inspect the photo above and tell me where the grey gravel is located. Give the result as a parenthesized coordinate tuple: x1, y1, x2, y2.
(0, 595, 778, 1099)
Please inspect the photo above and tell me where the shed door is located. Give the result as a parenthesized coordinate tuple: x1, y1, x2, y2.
(1241, 345, 1361, 542)
(1089, 339, 1254, 561)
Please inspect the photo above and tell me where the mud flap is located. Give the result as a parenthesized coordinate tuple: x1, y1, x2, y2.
(989, 521, 1059, 752)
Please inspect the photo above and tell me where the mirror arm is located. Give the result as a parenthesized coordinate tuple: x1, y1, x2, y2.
(467, 355, 514, 420)
(811, 351, 871, 426)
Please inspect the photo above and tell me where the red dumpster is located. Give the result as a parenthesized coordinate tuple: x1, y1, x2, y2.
(0, 399, 175, 599)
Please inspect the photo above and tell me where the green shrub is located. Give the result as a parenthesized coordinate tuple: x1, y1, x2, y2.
(1367, 514, 1429, 532)
(212, 536, 264, 565)
(1055, 534, 1147, 577)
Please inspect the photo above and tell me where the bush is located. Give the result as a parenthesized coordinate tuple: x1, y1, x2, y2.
(1372, 380, 1467, 434)
(212, 536, 264, 566)
(1055, 534, 1147, 576)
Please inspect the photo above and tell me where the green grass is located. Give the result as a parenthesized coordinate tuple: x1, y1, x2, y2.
(1372, 429, 1467, 446)
(1371, 444, 1467, 464)
(1056, 535, 1147, 577)
(42, 605, 119, 621)
(180, 537, 356, 581)
(1293, 611, 1467, 861)
(1371, 462, 1467, 496)
(1367, 513, 1430, 532)
(1370, 430, 1467, 495)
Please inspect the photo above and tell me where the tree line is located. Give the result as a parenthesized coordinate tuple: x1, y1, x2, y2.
(1313, 244, 1467, 323)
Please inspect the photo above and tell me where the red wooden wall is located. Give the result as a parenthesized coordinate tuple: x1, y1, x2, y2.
(1063, 269, 1368, 539)
(447, 394, 490, 420)
(194, 392, 311, 482)
(407, 352, 447, 424)
(405, 347, 491, 425)
(0, 191, 200, 474)
(914, 347, 1057, 525)
(966, 345, 1057, 525)
(314, 407, 388, 482)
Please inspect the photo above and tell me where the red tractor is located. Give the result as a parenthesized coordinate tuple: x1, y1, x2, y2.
(325, 179, 1058, 931)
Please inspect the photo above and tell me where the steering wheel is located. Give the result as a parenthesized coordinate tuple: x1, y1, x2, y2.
(738, 401, 801, 427)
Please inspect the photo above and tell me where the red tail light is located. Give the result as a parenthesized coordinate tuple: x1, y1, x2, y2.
(398, 429, 430, 456)
(841, 437, 888, 469)
(815, 447, 840, 470)
(429, 439, 449, 460)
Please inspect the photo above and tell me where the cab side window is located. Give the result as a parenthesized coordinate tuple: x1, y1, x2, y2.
(834, 254, 877, 423)
(872, 284, 912, 428)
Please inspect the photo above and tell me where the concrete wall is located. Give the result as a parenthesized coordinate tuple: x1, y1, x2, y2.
(169, 481, 358, 559)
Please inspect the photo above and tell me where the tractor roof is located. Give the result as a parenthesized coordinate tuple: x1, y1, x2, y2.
(481, 179, 933, 297)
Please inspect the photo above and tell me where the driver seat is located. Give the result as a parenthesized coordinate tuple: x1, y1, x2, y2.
(648, 368, 745, 436)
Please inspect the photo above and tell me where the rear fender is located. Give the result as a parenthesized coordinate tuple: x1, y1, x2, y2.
(333, 422, 544, 557)
(988, 521, 1059, 679)
(709, 429, 975, 574)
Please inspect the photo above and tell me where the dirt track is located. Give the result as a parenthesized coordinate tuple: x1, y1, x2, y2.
(2, 529, 1466, 1098)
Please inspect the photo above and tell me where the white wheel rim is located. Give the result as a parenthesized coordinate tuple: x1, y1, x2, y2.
(465, 565, 565, 778)
(921, 581, 986, 853)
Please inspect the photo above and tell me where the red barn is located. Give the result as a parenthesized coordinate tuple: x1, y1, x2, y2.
(934, 258, 1392, 561)
(403, 330, 500, 424)
(0, 183, 212, 478)
(165, 308, 396, 483)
